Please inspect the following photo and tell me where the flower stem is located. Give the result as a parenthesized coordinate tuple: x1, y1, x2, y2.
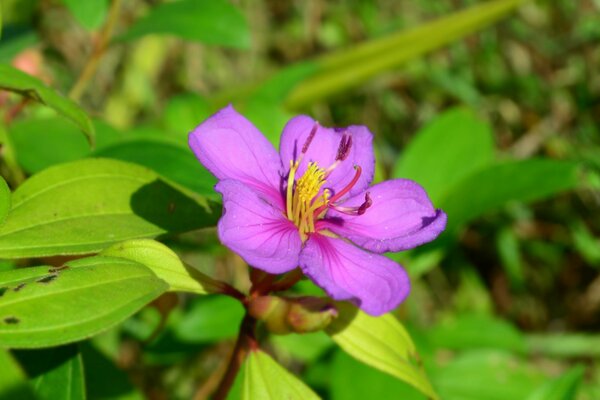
(212, 313, 257, 400)
(68, 0, 122, 102)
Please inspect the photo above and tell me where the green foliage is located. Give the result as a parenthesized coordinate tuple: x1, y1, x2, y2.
(0, 64, 95, 145)
(526, 365, 585, 400)
(0, 256, 168, 348)
(13, 344, 85, 400)
(0, 350, 35, 399)
(441, 159, 580, 232)
(243, 350, 320, 400)
(61, 0, 108, 30)
(0, 158, 218, 258)
(286, 0, 524, 108)
(326, 302, 438, 399)
(0, 177, 10, 226)
(393, 108, 495, 203)
(94, 138, 218, 198)
(101, 239, 217, 295)
(117, 0, 250, 49)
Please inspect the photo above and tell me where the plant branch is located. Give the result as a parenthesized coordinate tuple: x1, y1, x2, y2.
(212, 314, 257, 400)
(69, 0, 122, 102)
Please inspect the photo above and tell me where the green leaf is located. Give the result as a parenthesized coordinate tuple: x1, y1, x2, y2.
(175, 295, 244, 343)
(242, 350, 320, 400)
(0, 64, 95, 145)
(13, 344, 85, 400)
(0, 158, 218, 258)
(161, 92, 211, 141)
(0, 176, 10, 227)
(101, 239, 219, 295)
(525, 334, 600, 358)
(93, 138, 218, 199)
(285, 0, 524, 108)
(325, 302, 438, 400)
(117, 0, 250, 49)
(331, 350, 424, 400)
(61, 0, 108, 30)
(393, 108, 494, 202)
(0, 350, 35, 399)
(429, 350, 544, 400)
(526, 365, 585, 400)
(428, 314, 526, 353)
(440, 159, 580, 232)
(10, 117, 90, 174)
(0, 256, 168, 348)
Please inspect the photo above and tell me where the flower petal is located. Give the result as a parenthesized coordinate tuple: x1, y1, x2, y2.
(216, 179, 302, 274)
(325, 179, 447, 253)
(279, 116, 375, 197)
(299, 234, 410, 316)
(189, 105, 283, 206)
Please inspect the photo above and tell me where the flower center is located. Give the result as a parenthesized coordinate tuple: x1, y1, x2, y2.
(284, 123, 371, 241)
(286, 161, 330, 240)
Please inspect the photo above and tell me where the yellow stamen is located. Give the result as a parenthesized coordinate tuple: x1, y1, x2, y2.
(285, 162, 328, 240)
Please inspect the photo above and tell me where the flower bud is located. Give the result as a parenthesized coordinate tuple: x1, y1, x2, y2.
(247, 295, 338, 335)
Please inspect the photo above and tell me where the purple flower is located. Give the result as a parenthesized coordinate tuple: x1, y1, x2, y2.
(189, 105, 446, 316)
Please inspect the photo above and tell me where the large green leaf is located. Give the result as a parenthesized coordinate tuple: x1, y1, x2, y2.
(13, 344, 85, 400)
(0, 256, 168, 348)
(0, 158, 218, 258)
(325, 303, 438, 399)
(117, 0, 249, 49)
(101, 239, 218, 295)
(93, 138, 218, 199)
(285, 0, 525, 108)
(242, 350, 320, 400)
(441, 159, 580, 232)
(393, 108, 495, 202)
(0, 176, 10, 227)
(0, 64, 95, 145)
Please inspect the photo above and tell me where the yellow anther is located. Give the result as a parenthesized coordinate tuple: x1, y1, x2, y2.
(285, 162, 328, 240)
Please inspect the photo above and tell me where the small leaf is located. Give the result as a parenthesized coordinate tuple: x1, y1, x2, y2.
(242, 350, 320, 400)
(93, 137, 218, 199)
(61, 0, 108, 30)
(393, 108, 494, 202)
(0, 64, 95, 145)
(10, 117, 89, 174)
(441, 159, 580, 232)
(101, 239, 220, 295)
(0, 158, 219, 258)
(325, 302, 438, 400)
(0, 177, 10, 227)
(118, 0, 250, 49)
(526, 365, 585, 400)
(0, 256, 168, 348)
(13, 344, 85, 400)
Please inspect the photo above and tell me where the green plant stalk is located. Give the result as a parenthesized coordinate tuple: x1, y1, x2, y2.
(69, 0, 122, 102)
(285, 0, 525, 109)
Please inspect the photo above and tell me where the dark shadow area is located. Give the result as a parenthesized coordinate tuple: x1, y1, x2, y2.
(130, 179, 221, 233)
(12, 344, 77, 379)
(325, 301, 360, 335)
(0, 383, 37, 400)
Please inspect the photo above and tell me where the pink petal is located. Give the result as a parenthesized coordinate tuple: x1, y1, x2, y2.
(299, 234, 410, 316)
(279, 116, 375, 198)
(216, 179, 302, 274)
(189, 105, 284, 207)
(325, 179, 447, 253)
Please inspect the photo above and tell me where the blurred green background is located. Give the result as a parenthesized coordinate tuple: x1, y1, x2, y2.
(1, 0, 599, 399)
